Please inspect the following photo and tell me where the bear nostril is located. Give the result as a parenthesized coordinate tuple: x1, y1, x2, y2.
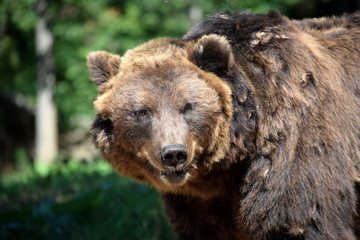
(161, 144, 188, 167)
(163, 152, 176, 165)
(176, 152, 187, 164)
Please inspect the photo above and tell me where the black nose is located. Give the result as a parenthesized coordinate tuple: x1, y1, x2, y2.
(161, 144, 188, 167)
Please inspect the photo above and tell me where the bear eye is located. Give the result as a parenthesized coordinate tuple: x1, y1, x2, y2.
(133, 108, 150, 118)
(138, 109, 149, 117)
(181, 103, 193, 113)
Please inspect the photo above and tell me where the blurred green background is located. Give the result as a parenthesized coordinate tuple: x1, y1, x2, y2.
(0, 0, 359, 239)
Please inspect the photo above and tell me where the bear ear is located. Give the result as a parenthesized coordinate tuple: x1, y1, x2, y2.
(187, 34, 234, 76)
(87, 51, 121, 89)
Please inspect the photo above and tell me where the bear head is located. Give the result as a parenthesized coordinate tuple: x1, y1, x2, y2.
(87, 35, 235, 191)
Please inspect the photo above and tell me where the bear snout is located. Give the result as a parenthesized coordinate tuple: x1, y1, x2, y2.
(160, 144, 188, 168)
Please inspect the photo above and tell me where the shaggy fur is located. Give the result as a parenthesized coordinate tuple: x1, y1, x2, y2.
(88, 11, 360, 240)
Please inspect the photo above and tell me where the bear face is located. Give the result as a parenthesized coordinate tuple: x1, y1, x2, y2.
(88, 36, 234, 191)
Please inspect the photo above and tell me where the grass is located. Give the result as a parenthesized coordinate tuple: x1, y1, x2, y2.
(0, 160, 176, 240)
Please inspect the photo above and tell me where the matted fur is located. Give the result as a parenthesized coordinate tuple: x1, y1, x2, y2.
(88, 10, 360, 240)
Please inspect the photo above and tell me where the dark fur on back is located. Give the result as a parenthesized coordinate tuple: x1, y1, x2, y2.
(182, 11, 360, 239)
(184, 10, 285, 41)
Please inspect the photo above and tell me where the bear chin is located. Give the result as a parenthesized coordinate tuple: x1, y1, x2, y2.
(160, 168, 191, 186)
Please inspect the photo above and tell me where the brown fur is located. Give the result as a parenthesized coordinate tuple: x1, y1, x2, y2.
(88, 11, 360, 240)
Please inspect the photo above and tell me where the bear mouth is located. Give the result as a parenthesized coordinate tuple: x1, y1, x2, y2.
(160, 168, 189, 185)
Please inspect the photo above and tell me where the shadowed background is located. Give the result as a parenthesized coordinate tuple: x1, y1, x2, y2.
(0, 0, 359, 239)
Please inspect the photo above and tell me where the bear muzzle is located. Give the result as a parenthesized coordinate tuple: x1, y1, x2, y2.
(159, 143, 191, 185)
(161, 144, 188, 168)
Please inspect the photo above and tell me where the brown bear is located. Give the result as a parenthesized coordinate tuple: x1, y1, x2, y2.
(87, 11, 360, 240)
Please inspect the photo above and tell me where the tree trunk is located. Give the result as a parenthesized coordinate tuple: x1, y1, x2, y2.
(189, 5, 202, 24)
(35, 0, 58, 164)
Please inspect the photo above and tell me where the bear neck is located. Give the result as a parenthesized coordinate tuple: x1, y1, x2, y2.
(223, 66, 259, 165)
